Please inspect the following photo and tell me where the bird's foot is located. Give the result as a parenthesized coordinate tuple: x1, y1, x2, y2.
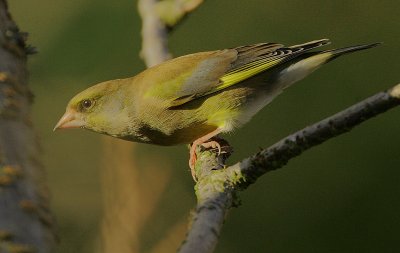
(189, 146, 198, 181)
(189, 140, 223, 181)
(201, 140, 222, 155)
(188, 128, 223, 181)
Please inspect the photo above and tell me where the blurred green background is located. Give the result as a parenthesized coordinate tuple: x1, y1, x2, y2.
(9, 0, 400, 252)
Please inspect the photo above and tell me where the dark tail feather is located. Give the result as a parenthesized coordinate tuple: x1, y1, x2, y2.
(289, 38, 331, 50)
(327, 42, 381, 61)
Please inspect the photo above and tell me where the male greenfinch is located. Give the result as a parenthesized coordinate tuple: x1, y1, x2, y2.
(54, 39, 379, 179)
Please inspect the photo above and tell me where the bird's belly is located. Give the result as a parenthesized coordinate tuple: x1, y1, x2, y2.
(138, 122, 218, 146)
(139, 75, 285, 145)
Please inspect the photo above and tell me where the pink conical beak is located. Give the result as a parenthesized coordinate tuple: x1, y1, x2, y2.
(53, 110, 84, 131)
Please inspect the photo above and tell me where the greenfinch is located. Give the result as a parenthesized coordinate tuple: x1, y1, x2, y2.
(54, 39, 378, 178)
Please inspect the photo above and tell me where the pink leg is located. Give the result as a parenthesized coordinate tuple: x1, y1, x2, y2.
(189, 128, 222, 181)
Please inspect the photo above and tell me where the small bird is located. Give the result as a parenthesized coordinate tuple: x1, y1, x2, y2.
(54, 39, 379, 179)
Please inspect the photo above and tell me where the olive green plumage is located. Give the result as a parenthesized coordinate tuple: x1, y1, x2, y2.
(55, 39, 379, 147)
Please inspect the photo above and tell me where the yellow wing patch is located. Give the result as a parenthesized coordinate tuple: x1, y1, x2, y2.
(168, 56, 286, 108)
(211, 57, 285, 94)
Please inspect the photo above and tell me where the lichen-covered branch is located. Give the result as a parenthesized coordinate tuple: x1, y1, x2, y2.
(0, 1, 56, 252)
(229, 84, 400, 188)
(185, 83, 400, 253)
(178, 141, 234, 253)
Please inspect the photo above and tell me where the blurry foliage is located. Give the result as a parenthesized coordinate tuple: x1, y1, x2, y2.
(8, 0, 400, 252)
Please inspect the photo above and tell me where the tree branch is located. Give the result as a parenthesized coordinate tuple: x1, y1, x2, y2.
(138, 0, 172, 67)
(138, 0, 203, 67)
(178, 140, 234, 253)
(0, 1, 56, 252)
(185, 83, 400, 253)
(230, 84, 400, 188)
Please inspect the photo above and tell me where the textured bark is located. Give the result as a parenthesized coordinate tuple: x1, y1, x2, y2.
(178, 141, 234, 253)
(0, 1, 56, 252)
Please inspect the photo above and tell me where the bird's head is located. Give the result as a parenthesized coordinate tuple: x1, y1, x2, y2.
(54, 79, 132, 135)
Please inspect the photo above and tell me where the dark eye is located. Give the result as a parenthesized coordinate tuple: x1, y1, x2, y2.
(81, 99, 93, 109)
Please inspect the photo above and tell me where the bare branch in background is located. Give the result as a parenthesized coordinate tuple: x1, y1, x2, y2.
(100, 138, 171, 253)
(156, 0, 204, 28)
(0, 1, 56, 252)
(148, 220, 188, 253)
(138, 0, 172, 67)
(138, 0, 204, 67)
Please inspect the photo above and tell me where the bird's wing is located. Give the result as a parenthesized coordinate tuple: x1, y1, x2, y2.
(140, 49, 242, 103)
(142, 39, 330, 107)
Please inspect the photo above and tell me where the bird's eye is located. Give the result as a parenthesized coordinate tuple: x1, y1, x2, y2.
(81, 99, 93, 110)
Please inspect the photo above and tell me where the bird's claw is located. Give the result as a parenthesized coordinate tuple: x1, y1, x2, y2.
(188, 140, 223, 182)
(189, 145, 198, 182)
(201, 141, 222, 155)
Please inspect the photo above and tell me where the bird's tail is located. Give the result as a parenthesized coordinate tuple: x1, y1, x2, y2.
(275, 42, 380, 90)
(324, 42, 381, 62)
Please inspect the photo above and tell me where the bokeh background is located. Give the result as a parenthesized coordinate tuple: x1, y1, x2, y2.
(9, 0, 400, 252)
